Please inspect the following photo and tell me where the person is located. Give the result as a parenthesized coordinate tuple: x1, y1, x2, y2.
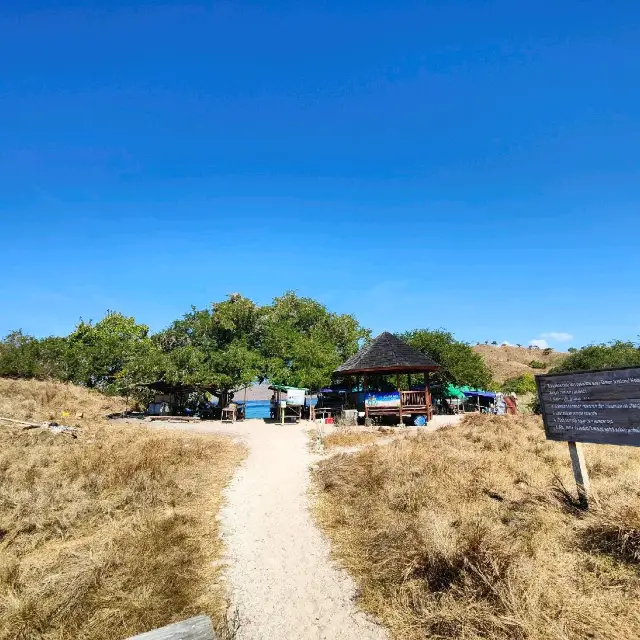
(269, 393, 277, 420)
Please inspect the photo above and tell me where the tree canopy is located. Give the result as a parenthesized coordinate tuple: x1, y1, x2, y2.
(400, 329, 494, 389)
(261, 292, 369, 390)
(0, 292, 369, 400)
(551, 340, 640, 373)
(502, 373, 537, 395)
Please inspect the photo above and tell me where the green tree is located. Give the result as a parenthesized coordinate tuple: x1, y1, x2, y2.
(502, 373, 537, 395)
(261, 292, 370, 391)
(153, 294, 264, 405)
(0, 330, 41, 378)
(551, 340, 640, 373)
(401, 329, 494, 389)
(65, 312, 151, 392)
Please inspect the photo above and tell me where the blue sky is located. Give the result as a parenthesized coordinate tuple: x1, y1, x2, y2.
(1, 1, 639, 350)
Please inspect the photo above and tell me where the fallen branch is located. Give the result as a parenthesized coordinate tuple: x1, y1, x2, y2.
(0, 415, 78, 437)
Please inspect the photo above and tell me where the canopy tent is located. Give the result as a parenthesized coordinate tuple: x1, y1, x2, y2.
(268, 384, 309, 392)
(444, 383, 467, 399)
(460, 386, 496, 399)
(268, 384, 309, 423)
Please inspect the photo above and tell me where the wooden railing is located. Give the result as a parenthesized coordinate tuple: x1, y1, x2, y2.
(401, 390, 427, 407)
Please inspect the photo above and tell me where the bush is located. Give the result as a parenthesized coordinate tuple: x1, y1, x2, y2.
(401, 329, 494, 389)
(552, 340, 640, 373)
(501, 373, 537, 395)
(529, 359, 546, 369)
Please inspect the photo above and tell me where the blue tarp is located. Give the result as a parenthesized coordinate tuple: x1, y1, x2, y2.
(463, 390, 496, 399)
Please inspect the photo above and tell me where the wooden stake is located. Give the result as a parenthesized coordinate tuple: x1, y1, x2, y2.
(568, 441, 590, 507)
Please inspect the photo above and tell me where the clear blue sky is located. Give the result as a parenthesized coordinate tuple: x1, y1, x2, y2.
(1, 1, 639, 349)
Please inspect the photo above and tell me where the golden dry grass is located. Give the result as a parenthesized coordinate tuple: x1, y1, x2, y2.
(0, 378, 245, 640)
(314, 414, 640, 640)
(473, 345, 565, 382)
(322, 429, 384, 450)
(0, 377, 127, 425)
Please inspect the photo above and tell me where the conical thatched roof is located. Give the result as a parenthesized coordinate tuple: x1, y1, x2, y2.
(334, 332, 440, 375)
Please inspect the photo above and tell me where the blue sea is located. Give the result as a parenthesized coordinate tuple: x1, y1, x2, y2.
(240, 400, 271, 419)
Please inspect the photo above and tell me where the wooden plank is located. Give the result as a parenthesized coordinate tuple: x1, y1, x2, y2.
(0, 416, 38, 427)
(568, 441, 590, 506)
(125, 615, 215, 640)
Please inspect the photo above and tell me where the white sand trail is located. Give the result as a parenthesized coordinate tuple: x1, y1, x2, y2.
(218, 420, 386, 640)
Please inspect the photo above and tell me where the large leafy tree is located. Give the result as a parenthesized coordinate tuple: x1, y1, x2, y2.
(65, 312, 152, 392)
(0, 330, 71, 380)
(400, 329, 493, 389)
(152, 294, 264, 404)
(260, 292, 370, 391)
(0, 330, 42, 378)
(551, 340, 640, 373)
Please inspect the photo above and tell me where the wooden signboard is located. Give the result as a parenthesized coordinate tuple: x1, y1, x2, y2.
(536, 366, 640, 447)
(536, 366, 640, 506)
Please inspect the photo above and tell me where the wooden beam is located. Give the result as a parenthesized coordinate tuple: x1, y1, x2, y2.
(397, 373, 403, 426)
(363, 374, 369, 421)
(126, 616, 215, 640)
(568, 441, 591, 507)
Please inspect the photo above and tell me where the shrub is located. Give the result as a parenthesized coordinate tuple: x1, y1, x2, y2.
(552, 341, 640, 373)
(502, 373, 537, 395)
(529, 359, 546, 369)
(401, 329, 494, 389)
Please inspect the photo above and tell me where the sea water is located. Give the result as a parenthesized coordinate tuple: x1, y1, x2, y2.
(241, 400, 271, 419)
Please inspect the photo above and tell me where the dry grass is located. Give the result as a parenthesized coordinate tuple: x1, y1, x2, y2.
(314, 414, 640, 639)
(0, 377, 127, 425)
(0, 378, 245, 640)
(473, 345, 565, 382)
(322, 429, 384, 450)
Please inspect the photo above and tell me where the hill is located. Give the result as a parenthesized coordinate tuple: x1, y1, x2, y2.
(472, 344, 566, 382)
(0, 377, 127, 425)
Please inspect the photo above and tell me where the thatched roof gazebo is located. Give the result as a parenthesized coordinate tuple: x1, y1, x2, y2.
(334, 332, 440, 424)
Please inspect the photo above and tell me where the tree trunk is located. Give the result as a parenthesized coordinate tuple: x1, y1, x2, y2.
(218, 389, 231, 409)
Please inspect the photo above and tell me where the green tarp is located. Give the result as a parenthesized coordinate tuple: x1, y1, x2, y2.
(445, 384, 467, 399)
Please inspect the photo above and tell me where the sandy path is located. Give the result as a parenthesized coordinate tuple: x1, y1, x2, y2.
(218, 421, 386, 640)
(144, 416, 460, 639)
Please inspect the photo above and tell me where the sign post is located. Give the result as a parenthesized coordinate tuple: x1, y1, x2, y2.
(536, 366, 640, 508)
(567, 441, 590, 506)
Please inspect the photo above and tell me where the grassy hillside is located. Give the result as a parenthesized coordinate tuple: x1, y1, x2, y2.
(473, 345, 566, 382)
(0, 378, 244, 640)
(314, 414, 640, 640)
(0, 377, 127, 425)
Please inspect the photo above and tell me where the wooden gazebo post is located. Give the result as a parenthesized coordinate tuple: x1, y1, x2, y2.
(425, 371, 432, 420)
(397, 374, 403, 426)
(363, 374, 368, 423)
